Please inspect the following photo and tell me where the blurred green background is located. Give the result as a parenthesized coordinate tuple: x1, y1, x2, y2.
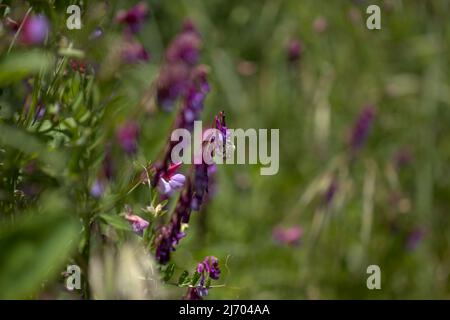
(1, 0, 450, 299)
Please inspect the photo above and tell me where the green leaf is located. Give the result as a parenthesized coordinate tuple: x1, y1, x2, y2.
(178, 270, 189, 286)
(0, 50, 54, 86)
(190, 271, 202, 287)
(0, 194, 80, 299)
(163, 263, 175, 282)
(99, 213, 132, 232)
(0, 123, 67, 177)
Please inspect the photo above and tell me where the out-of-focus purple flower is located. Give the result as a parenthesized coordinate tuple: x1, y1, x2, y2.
(116, 121, 140, 155)
(157, 163, 186, 196)
(116, 1, 149, 34)
(32, 103, 46, 124)
(349, 105, 376, 153)
(156, 21, 205, 112)
(155, 181, 193, 264)
(20, 14, 49, 45)
(197, 256, 221, 280)
(406, 228, 424, 251)
(273, 226, 303, 246)
(287, 38, 302, 63)
(324, 178, 338, 206)
(89, 27, 103, 40)
(313, 16, 328, 33)
(157, 63, 190, 111)
(394, 147, 413, 169)
(166, 29, 202, 66)
(90, 179, 106, 198)
(122, 38, 150, 64)
(125, 212, 149, 236)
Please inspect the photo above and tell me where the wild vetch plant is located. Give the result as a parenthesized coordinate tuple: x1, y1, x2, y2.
(0, 2, 223, 299)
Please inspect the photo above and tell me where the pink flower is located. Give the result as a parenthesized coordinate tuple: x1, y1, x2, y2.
(20, 14, 50, 45)
(125, 213, 149, 236)
(273, 226, 303, 246)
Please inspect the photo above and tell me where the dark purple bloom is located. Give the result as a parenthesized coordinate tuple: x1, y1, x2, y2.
(324, 178, 338, 206)
(273, 226, 303, 246)
(116, 2, 149, 34)
(20, 14, 49, 45)
(349, 105, 376, 153)
(116, 121, 140, 155)
(191, 163, 209, 211)
(184, 287, 204, 300)
(287, 38, 302, 63)
(197, 256, 221, 280)
(406, 228, 424, 251)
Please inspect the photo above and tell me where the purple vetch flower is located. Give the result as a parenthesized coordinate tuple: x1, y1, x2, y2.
(124, 211, 149, 236)
(121, 37, 150, 64)
(116, 1, 149, 34)
(89, 27, 103, 40)
(349, 105, 376, 153)
(287, 38, 303, 63)
(166, 28, 202, 66)
(197, 256, 221, 280)
(90, 179, 106, 198)
(406, 228, 425, 251)
(154, 181, 193, 264)
(157, 163, 186, 196)
(116, 121, 140, 155)
(20, 14, 49, 45)
(184, 287, 204, 300)
(273, 226, 303, 246)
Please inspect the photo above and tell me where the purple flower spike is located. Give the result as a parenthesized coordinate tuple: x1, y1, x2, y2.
(349, 105, 376, 153)
(116, 2, 149, 34)
(20, 14, 49, 45)
(125, 213, 149, 236)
